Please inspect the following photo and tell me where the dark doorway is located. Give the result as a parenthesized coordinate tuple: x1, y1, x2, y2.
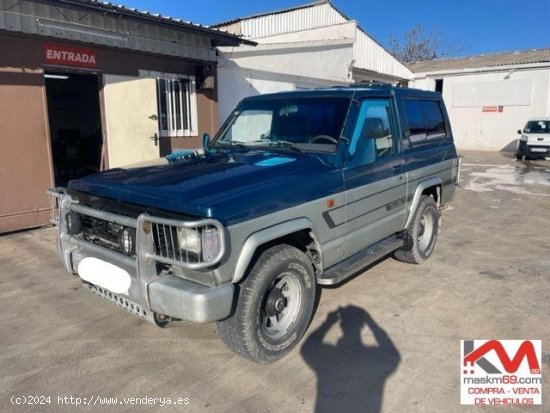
(45, 72, 103, 187)
(435, 79, 444, 93)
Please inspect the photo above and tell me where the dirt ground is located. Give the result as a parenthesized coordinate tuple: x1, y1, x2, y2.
(0, 151, 548, 413)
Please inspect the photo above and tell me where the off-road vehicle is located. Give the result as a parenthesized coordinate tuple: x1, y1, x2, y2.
(49, 85, 460, 363)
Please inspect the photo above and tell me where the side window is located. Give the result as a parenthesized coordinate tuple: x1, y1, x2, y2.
(404, 100, 426, 143)
(423, 101, 447, 140)
(404, 99, 448, 147)
(350, 99, 394, 167)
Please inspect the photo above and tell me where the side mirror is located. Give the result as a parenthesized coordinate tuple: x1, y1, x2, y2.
(351, 137, 376, 166)
(517, 129, 522, 135)
(203, 133, 210, 151)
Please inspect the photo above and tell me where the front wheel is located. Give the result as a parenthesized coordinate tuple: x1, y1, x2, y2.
(217, 244, 316, 363)
(394, 195, 440, 264)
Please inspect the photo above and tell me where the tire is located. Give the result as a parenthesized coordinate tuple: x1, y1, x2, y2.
(394, 195, 440, 264)
(217, 244, 316, 363)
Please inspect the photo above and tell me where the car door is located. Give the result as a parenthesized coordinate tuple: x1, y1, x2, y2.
(343, 97, 407, 258)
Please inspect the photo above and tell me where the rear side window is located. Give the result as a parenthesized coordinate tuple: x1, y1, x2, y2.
(404, 99, 448, 147)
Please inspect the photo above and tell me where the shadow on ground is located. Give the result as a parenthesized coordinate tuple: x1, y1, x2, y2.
(301, 305, 401, 413)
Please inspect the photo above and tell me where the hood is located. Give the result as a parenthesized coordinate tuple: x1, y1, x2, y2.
(69, 151, 342, 225)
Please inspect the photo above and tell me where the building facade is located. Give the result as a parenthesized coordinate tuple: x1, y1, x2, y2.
(409, 49, 550, 151)
(211, 1, 413, 123)
(0, 0, 248, 233)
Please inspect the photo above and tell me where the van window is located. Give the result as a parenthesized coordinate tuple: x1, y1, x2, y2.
(404, 99, 448, 147)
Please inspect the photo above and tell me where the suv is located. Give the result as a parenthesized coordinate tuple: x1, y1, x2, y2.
(516, 118, 550, 160)
(48, 86, 460, 363)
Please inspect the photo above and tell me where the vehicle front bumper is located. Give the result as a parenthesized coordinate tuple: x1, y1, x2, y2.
(51, 191, 233, 325)
(518, 141, 550, 157)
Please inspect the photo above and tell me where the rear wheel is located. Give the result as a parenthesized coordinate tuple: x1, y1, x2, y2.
(217, 244, 316, 363)
(394, 195, 440, 264)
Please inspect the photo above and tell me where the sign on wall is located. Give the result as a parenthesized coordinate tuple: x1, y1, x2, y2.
(452, 79, 533, 108)
(482, 106, 504, 113)
(43, 42, 97, 68)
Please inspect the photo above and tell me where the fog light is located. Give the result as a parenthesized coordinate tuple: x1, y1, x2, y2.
(65, 212, 81, 234)
(120, 228, 136, 255)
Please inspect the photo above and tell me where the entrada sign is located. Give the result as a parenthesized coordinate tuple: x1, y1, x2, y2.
(44, 43, 97, 68)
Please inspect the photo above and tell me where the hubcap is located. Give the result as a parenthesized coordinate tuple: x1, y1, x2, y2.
(417, 211, 434, 252)
(261, 273, 302, 339)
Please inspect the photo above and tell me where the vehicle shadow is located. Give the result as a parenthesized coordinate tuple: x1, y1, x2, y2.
(301, 305, 401, 413)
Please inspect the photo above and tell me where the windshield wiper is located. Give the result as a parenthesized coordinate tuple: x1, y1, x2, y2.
(245, 139, 306, 154)
(272, 140, 306, 154)
(213, 141, 249, 151)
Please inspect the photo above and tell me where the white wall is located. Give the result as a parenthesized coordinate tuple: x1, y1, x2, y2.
(411, 67, 550, 151)
(217, 40, 353, 123)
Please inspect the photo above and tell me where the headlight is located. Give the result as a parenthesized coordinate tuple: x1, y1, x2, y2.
(177, 227, 220, 262)
(177, 227, 201, 254)
(201, 228, 220, 262)
(521, 135, 528, 141)
(120, 228, 136, 255)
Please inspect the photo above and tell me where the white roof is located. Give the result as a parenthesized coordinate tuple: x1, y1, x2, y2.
(212, 1, 412, 80)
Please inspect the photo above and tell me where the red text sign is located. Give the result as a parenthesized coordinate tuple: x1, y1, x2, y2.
(44, 43, 97, 68)
(482, 106, 504, 113)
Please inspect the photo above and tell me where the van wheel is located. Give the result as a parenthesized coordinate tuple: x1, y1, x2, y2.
(217, 244, 316, 363)
(394, 195, 440, 264)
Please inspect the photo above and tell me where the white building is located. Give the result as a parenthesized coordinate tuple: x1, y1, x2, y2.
(409, 49, 550, 151)
(211, 0, 412, 123)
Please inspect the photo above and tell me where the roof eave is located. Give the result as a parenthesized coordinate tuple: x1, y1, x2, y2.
(48, 0, 256, 46)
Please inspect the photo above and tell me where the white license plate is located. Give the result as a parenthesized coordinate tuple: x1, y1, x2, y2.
(530, 148, 547, 153)
(77, 257, 131, 295)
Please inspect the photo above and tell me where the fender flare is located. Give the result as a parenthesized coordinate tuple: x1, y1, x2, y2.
(404, 177, 442, 229)
(231, 218, 321, 283)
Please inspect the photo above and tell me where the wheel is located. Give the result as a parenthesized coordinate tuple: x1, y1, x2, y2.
(394, 195, 440, 264)
(515, 152, 527, 161)
(217, 244, 316, 363)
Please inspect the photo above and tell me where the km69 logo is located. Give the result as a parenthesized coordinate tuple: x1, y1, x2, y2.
(460, 340, 542, 406)
(463, 340, 541, 375)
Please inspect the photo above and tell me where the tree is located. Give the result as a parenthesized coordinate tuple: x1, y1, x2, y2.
(389, 24, 449, 63)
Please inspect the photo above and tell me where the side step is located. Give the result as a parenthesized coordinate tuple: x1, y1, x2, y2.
(317, 235, 404, 286)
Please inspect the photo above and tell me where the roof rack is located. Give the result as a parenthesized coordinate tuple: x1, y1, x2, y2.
(328, 82, 396, 90)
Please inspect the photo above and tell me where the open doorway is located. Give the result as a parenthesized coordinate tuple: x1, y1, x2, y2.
(45, 71, 103, 187)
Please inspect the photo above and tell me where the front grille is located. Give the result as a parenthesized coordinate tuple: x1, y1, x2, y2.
(81, 215, 126, 254)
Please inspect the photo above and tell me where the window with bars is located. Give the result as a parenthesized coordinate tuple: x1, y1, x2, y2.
(156, 77, 197, 137)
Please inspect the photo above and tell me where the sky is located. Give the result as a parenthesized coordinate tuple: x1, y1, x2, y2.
(120, 0, 550, 57)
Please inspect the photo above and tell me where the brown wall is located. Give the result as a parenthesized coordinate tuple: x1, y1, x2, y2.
(0, 69, 54, 233)
(0, 31, 219, 233)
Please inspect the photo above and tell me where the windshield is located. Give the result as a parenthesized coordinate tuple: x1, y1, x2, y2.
(213, 96, 351, 153)
(524, 120, 550, 134)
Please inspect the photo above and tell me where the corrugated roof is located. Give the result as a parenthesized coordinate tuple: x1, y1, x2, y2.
(210, 0, 334, 28)
(47, 0, 255, 45)
(408, 48, 550, 73)
(210, 0, 412, 79)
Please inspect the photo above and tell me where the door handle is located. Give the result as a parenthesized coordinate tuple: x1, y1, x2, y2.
(393, 165, 403, 173)
(150, 133, 159, 146)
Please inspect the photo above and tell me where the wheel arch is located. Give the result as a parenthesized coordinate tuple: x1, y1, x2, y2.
(404, 177, 442, 229)
(231, 218, 322, 283)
